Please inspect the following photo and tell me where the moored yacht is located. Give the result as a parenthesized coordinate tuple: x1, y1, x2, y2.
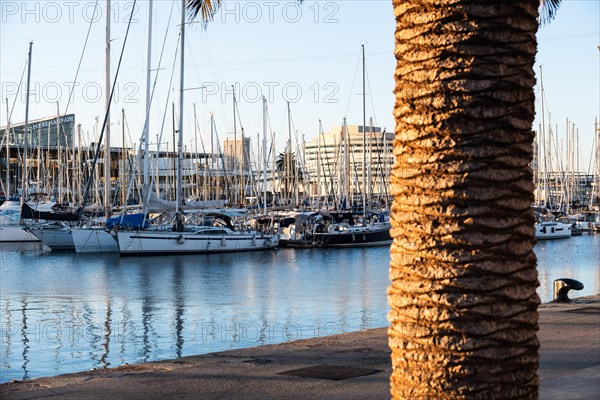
(277, 211, 391, 247)
(116, 212, 278, 256)
(534, 221, 572, 240)
(28, 222, 75, 250)
(72, 227, 117, 254)
(0, 200, 39, 242)
(71, 213, 147, 254)
(313, 221, 392, 247)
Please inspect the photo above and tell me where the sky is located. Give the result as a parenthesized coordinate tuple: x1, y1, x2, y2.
(1, 0, 599, 171)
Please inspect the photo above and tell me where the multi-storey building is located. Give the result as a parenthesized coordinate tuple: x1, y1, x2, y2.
(304, 124, 393, 208)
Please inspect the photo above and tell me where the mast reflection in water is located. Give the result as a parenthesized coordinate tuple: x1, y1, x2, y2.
(1, 234, 599, 382)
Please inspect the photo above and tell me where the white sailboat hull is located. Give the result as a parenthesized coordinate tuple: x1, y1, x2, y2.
(0, 201, 38, 242)
(535, 222, 572, 240)
(116, 230, 278, 255)
(72, 228, 118, 253)
(0, 226, 40, 242)
(29, 228, 74, 250)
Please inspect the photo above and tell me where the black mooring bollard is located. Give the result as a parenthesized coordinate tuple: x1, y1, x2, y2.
(553, 278, 584, 302)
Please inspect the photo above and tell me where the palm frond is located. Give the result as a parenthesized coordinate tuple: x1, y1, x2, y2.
(539, 0, 562, 25)
(185, 0, 222, 28)
(185, 0, 303, 28)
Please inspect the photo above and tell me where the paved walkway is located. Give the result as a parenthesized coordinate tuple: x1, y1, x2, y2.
(2, 296, 598, 399)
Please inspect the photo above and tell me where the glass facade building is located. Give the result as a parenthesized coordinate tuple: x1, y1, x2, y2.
(1, 114, 74, 148)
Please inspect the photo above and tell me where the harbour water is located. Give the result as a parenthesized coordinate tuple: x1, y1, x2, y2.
(1, 234, 599, 383)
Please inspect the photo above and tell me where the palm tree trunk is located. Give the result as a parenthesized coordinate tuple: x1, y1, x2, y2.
(389, 1, 541, 399)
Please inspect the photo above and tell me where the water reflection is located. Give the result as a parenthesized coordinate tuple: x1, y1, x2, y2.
(139, 265, 157, 363)
(535, 235, 600, 302)
(20, 298, 29, 381)
(172, 259, 185, 359)
(1, 235, 598, 382)
(99, 299, 111, 369)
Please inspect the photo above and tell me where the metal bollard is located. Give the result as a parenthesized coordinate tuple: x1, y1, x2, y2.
(553, 278, 584, 302)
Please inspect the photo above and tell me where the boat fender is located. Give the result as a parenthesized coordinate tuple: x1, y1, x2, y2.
(252, 236, 256, 246)
(177, 234, 185, 244)
(207, 242, 213, 251)
(265, 238, 273, 247)
(589, 222, 593, 229)
(221, 237, 226, 246)
(352, 234, 355, 243)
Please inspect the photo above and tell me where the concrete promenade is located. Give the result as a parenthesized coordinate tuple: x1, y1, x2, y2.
(1, 295, 598, 400)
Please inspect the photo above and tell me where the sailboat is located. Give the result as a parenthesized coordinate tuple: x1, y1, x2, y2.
(30, 0, 116, 252)
(312, 45, 391, 247)
(116, 0, 278, 256)
(0, 42, 41, 243)
(0, 200, 39, 242)
(72, 0, 151, 254)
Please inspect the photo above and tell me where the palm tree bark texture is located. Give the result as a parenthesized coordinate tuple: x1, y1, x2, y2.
(388, 1, 541, 399)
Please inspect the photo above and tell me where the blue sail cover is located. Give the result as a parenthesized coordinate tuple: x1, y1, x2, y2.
(106, 213, 149, 230)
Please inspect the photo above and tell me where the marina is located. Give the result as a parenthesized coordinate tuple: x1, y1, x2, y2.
(1, 1, 599, 398)
(1, 234, 599, 383)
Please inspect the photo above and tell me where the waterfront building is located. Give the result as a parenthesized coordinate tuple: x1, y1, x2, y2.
(304, 124, 394, 208)
(223, 136, 251, 172)
(1, 114, 75, 148)
(1, 114, 78, 199)
(534, 172, 599, 210)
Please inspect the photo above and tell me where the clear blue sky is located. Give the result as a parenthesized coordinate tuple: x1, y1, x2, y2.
(1, 0, 598, 171)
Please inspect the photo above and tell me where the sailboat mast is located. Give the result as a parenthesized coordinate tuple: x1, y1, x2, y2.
(36, 123, 41, 194)
(317, 120, 322, 210)
(369, 117, 374, 205)
(172, 103, 176, 201)
(593, 119, 600, 208)
(21, 41, 33, 205)
(143, 0, 153, 185)
(262, 96, 268, 215)
(71, 117, 76, 203)
(232, 85, 237, 205)
(5, 98, 10, 197)
(193, 103, 199, 200)
(121, 108, 126, 205)
(77, 123, 82, 202)
(361, 44, 367, 217)
(56, 104, 62, 202)
(235, 91, 245, 204)
(47, 115, 51, 195)
(343, 118, 349, 208)
(539, 66, 548, 207)
(287, 102, 292, 205)
(210, 112, 214, 200)
(240, 127, 245, 203)
(176, 0, 185, 213)
(295, 131, 300, 206)
(104, 0, 111, 216)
